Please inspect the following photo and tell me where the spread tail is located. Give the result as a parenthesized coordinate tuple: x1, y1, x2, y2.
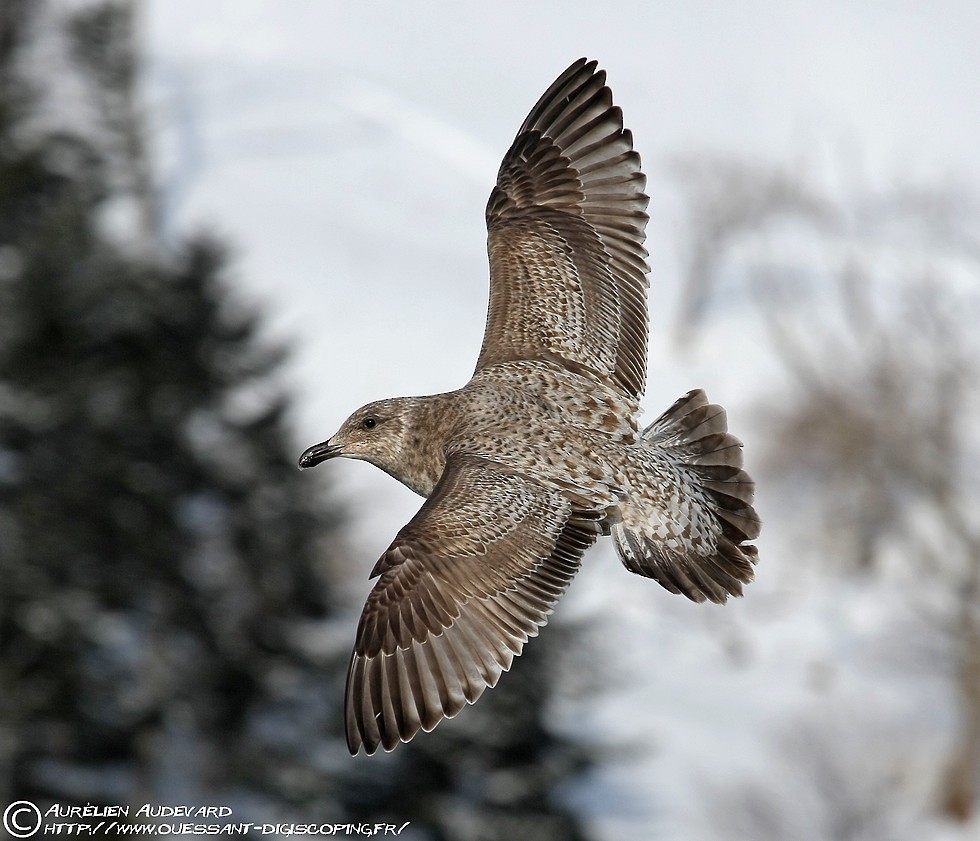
(612, 389, 760, 603)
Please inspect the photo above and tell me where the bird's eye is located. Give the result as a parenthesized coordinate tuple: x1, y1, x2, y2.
(362, 416, 377, 430)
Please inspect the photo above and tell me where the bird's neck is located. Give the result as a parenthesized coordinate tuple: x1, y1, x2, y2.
(385, 392, 456, 498)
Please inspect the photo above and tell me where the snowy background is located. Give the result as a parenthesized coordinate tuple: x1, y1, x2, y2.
(141, 3, 980, 838)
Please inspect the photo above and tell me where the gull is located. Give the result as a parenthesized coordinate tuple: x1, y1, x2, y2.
(300, 58, 760, 755)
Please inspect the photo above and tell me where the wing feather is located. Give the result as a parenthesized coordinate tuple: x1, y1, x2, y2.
(345, 455, 600, 754)
(478, 58, 650, 398)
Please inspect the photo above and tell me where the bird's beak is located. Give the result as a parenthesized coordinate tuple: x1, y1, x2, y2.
(298, 440, 342, 469)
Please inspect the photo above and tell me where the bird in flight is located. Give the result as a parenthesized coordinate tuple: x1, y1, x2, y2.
(300, 58, 760, 755)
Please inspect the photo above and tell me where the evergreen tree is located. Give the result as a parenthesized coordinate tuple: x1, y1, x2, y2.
(0, 0, 344, 817)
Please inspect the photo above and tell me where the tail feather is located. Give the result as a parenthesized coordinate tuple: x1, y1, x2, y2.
(612, 389, 760, 603)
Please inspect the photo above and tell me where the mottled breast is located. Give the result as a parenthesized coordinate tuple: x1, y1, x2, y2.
(444, 360, 639, 505)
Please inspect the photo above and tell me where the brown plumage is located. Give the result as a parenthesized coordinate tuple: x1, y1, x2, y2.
(299, 58, 760, 755)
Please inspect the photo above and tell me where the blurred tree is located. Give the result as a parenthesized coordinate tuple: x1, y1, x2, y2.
(0, 0, 344, 817)
(671, 153, 980, 823)
(0, 2, 598, 838)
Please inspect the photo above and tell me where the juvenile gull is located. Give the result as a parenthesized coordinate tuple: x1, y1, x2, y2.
(300, 58, 760, 756)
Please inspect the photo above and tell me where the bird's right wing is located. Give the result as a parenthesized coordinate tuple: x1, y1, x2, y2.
(345, 455, 601, 755)
(477, 58, 650, 398)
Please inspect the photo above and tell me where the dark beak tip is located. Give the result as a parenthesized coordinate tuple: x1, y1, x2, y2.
(298, 441, 340, 470)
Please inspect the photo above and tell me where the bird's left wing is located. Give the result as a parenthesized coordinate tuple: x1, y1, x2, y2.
(345, 454, 601, 755)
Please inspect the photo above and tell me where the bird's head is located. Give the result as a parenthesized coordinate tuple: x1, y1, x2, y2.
(298, 394, 451, 497)
(298, 398, 409, 470)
